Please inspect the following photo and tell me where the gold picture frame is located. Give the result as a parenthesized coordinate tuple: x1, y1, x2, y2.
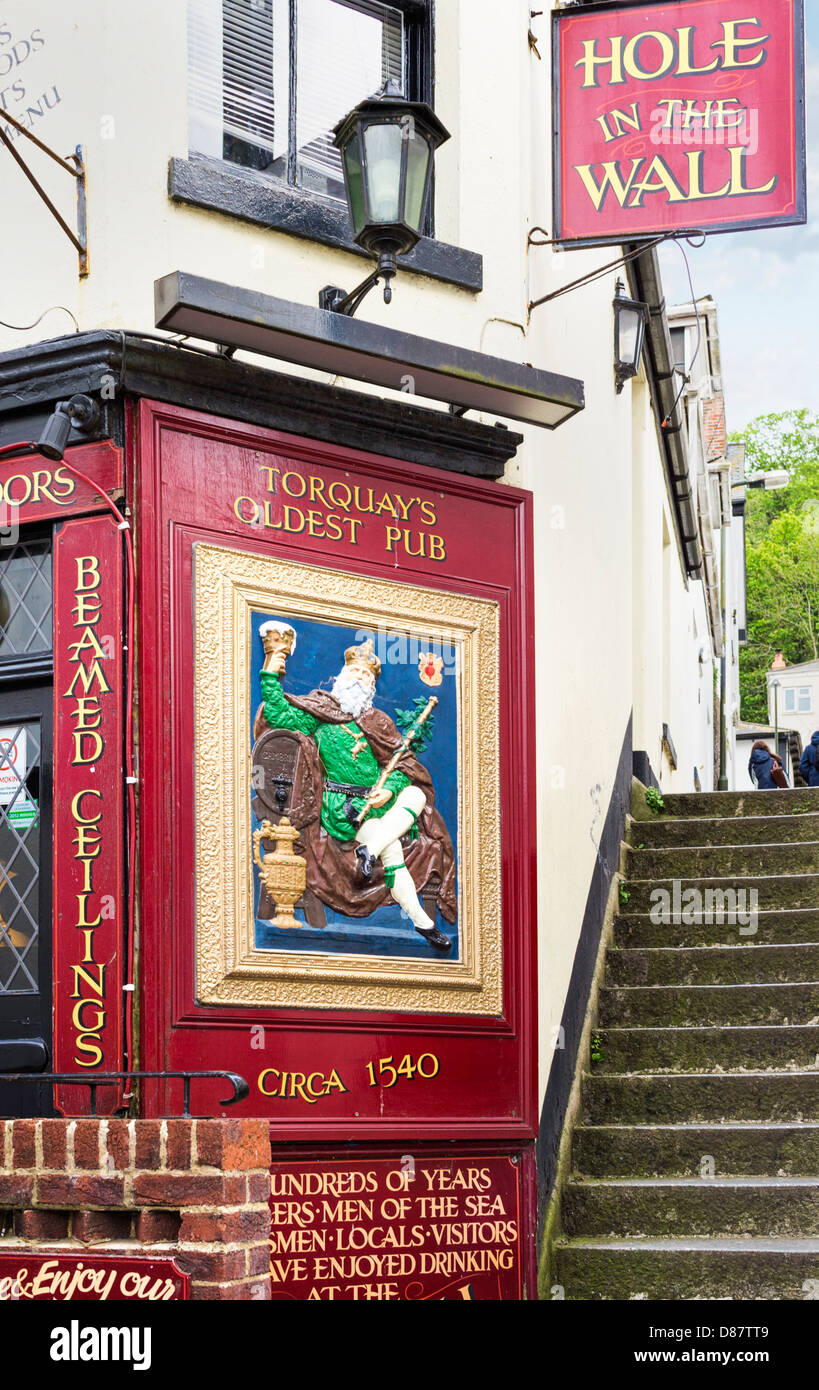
(193, 542, 502, 1015)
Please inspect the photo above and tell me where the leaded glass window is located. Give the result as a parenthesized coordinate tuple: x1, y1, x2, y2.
(0, 538, 52, 657)
(0, 532, 52, 1116)
(0, 719, 41, 994)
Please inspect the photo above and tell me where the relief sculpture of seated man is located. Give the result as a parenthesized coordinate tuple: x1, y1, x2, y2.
(252, 622, 456, 954)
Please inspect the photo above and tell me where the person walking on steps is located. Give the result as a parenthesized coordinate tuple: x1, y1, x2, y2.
(799, 730, 819, 787)
(748, 740, 789, 789)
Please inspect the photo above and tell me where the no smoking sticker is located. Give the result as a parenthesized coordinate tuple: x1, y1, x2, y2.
(0, 727, 26, 806)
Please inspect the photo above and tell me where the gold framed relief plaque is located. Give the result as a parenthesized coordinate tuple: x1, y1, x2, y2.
(192, 542, 502, 1015)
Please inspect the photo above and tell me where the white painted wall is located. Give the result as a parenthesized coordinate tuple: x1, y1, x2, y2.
(768, 666, 819, 748)
(0, 0, 731, 1120)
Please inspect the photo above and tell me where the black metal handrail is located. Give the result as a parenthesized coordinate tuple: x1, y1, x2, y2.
(0, 1070, 249, 1117)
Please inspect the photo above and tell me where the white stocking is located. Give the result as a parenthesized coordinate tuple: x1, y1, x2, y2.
(355, 787, 435, 933)
(355, 785, 426, 861)
(387, 864, 436, 934)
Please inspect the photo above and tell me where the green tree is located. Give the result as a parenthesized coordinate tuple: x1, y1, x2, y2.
(732, 410, 819, 724)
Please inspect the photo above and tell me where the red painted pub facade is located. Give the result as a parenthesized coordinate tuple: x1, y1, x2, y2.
(0, 332, 537, 1299)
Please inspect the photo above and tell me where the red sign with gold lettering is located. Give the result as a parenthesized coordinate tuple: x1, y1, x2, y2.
(0, 441, 122, 525)
(269, 1150, 535, 1300)
(553, 0, 806, 244)
(0, 1252, 188, 1301)
(53, 515, 124, 1115)
(136, 399, 536, 1142)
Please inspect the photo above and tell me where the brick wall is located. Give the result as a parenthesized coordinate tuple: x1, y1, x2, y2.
(702, 394, 727, 459)
(0, 1117, 271, 1300)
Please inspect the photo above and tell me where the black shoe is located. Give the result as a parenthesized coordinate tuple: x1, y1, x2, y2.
(415, 923, 452, 953)
(355, 844, 374, 881)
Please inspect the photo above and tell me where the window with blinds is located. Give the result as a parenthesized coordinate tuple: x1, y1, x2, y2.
(783, 686, 812, 714)
(188, 0, 408, 203)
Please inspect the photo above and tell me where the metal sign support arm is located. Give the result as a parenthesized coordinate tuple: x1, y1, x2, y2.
(0, 108, 88, 277)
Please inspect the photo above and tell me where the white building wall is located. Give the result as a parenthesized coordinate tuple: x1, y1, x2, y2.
(768, 667, 819, 748)
(0, 0, 725, 1126)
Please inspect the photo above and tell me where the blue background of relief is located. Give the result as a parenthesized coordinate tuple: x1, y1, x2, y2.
(250, 609, 460, 961)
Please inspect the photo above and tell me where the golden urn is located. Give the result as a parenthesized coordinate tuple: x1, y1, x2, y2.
(253, 817, 306, 929)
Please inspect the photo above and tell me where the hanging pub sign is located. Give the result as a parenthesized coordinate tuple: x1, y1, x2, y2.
(552, 0, 806, 245)
(135, 400, 536, 1143)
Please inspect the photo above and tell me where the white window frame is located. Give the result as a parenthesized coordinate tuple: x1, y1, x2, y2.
(187, 0, 410, 204)
(782, 685, 813, 714)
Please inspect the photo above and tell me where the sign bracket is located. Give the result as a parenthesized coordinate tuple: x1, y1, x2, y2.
(0, 112, 89, 277)
(527, 225, 706, 315)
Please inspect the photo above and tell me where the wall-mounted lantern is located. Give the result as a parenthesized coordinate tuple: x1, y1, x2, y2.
(319, 79, 450, 317)
(745, 470, 790, 491)
(613, 278, 648, 394)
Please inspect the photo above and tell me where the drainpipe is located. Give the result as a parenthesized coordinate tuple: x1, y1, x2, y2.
(718, 520, 728, 789)
(710, 456, 731, 789)
(698, 469, 724, 654)
(626, 246, 704, 579)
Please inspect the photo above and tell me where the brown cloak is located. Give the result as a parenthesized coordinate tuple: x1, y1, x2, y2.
(252, 690, 457, 924)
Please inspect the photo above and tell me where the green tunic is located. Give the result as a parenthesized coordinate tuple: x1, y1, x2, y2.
(260, 671, 409, 843)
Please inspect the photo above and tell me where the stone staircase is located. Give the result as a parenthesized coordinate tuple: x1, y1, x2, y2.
(553, 786, 819, 1300)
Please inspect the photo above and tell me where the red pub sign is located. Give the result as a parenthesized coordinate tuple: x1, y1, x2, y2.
(0, 1252, 188, 1301)
(135, 400, 537, 1296)
(0, 440, 122, 525)
(136, 400, 536, 1142)
(269, 1152, 533, 1301)
(553, 0, 806, 244)
(53, 514, 124, 1114)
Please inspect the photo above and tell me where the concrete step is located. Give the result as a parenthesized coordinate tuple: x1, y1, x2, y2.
(615, 908, 819, 949)
(607, 944, 819, 987)
(626, 842, 819, 880)
(594, 1024, 819, 1073)
(554, 1236, 819, 1300)
(572, 1122, 819, 1178)
(582, 1071, 819, 1124)
(598, 981, 819, 1028)
(621, 873, 819, 914)
(631, 812, 819, 849)
(550, 789, 819, 1301)
(658, 789, 819, 819)
(563, 1177, 819, 1239)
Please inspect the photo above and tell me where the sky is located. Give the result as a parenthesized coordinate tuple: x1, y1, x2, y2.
(657, 10, 818, 433)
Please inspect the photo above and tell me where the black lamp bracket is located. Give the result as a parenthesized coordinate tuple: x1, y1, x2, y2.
(319, 251, 399, 317)
(614, 360, 641, 395)
(64, 394, 101, 431)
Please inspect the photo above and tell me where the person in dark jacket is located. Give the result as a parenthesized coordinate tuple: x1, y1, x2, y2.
(799, 730, 819, 786)
(748, 740, 788, 789)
